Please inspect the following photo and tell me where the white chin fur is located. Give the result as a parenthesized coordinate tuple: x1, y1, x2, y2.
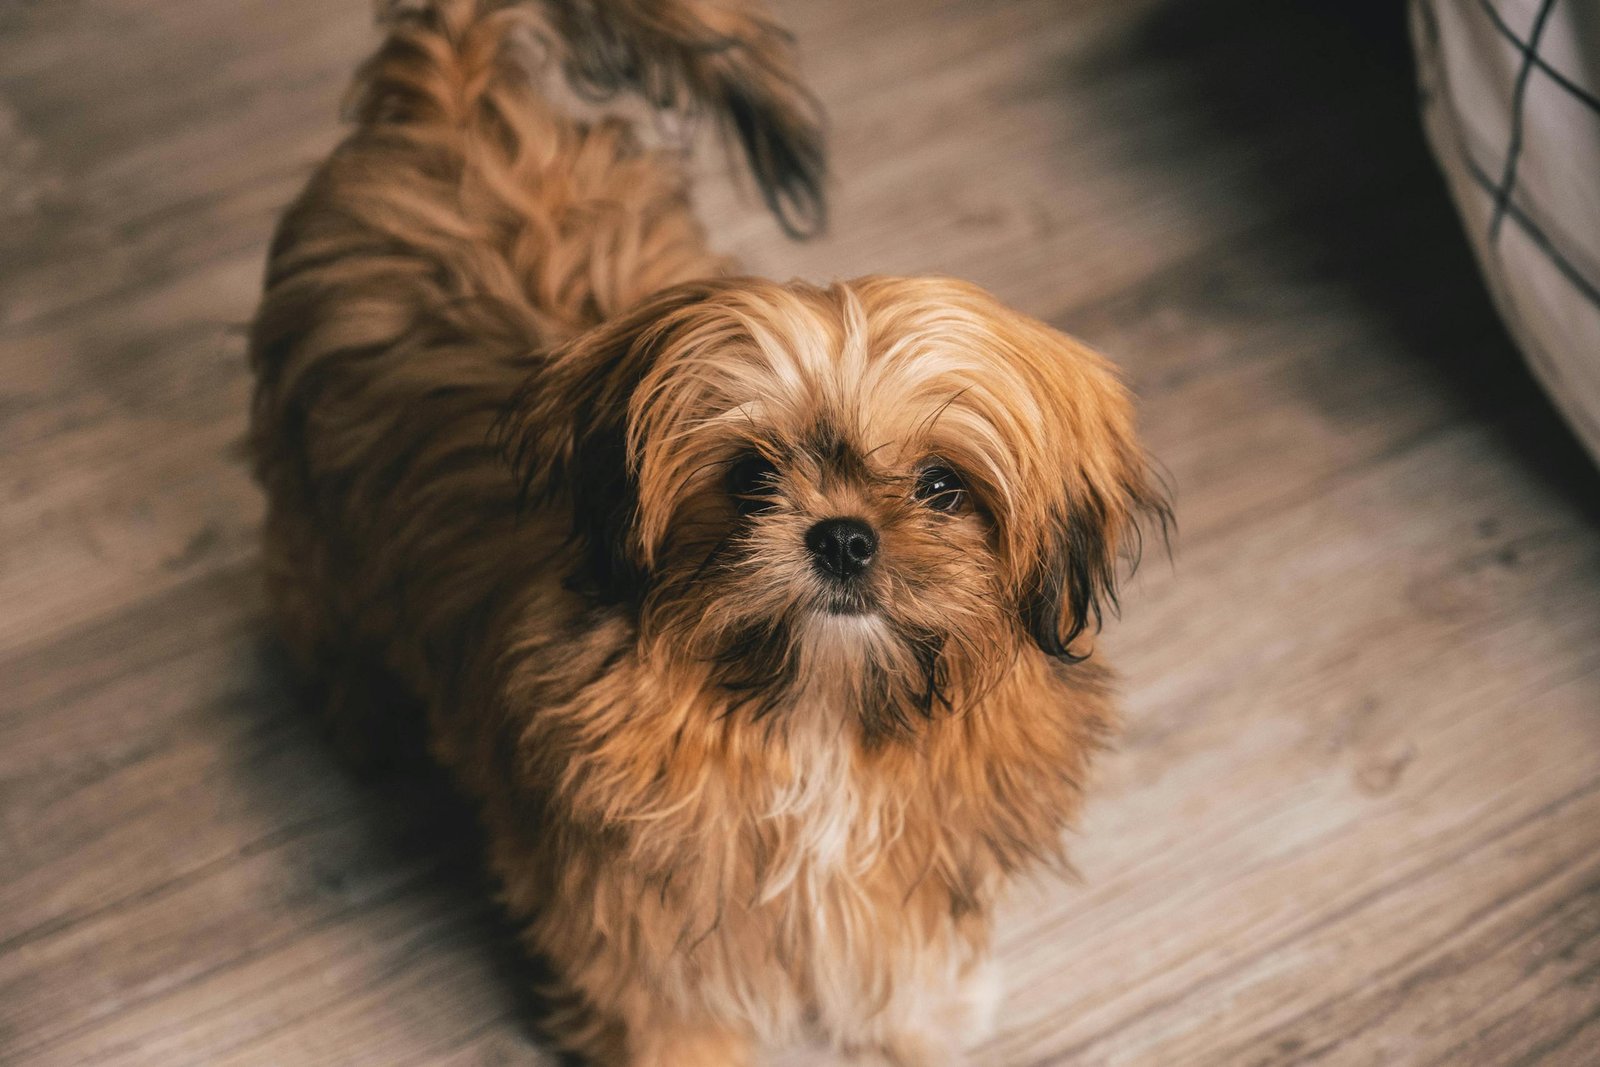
(805, 610, 886, 642)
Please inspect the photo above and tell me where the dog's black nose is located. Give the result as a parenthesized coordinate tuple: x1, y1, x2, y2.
(805, 517, 877, 579)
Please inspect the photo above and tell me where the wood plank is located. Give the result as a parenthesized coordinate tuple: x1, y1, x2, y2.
(982, 423, 1600, 1063)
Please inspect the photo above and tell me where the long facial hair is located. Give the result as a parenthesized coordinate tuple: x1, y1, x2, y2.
(643, 462, 1008, 738)
(501, 275, 1170, 740)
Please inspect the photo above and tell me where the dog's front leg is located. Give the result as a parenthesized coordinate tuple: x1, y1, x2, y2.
(852, 956, 1001, 1067)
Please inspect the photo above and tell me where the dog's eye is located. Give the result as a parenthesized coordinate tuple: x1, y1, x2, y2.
(914, 464, 967, 513)
(727, 453, 780, 513)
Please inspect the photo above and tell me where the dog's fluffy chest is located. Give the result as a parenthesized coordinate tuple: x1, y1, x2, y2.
(751, 697, 877, 896)
(673, 701, 959, 1043)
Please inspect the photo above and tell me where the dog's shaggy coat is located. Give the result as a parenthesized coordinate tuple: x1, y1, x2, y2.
(248, 1, 1167, 1062)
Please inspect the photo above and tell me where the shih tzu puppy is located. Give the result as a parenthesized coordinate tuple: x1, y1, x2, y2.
(248, 0, 1169, 1063)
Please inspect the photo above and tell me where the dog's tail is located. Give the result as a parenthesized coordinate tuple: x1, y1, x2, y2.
(361, 0, 827, 237)
(548, 0, 827, 237)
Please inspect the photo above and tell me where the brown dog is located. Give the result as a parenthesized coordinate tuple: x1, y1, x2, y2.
(248, 1, 1168, 1062)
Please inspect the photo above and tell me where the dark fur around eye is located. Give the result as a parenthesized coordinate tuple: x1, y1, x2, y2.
(914, 464, 967, 513)
(728, 452, 780, 513)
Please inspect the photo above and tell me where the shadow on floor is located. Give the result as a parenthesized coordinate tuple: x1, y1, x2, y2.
(249, 637, 572, 1064)
(1125, 0, 1600, 521)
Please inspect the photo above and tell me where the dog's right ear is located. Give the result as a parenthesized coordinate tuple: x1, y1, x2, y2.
(497, 281, 724, 602)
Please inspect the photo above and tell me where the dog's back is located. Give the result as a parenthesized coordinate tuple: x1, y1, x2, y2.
(247, 0, 823, 761)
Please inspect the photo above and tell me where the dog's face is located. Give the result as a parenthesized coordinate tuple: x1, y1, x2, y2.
(505, 276, 1166, 735)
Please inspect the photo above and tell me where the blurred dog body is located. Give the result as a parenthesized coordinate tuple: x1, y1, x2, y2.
(248, 1, 1165, 1063)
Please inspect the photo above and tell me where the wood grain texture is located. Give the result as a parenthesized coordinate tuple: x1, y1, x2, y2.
(3, 0, 1600, 1064)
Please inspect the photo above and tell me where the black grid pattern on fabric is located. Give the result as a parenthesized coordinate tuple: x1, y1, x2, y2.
(1416, 0, 1600, 451)
(1475, 0, 1600, 116)
(1448, 132, 1600, 309)
(1486, 0, 1559, 240)
(1419, 0, 1600, 313)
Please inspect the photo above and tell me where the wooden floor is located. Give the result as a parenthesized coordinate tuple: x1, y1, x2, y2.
(5, 0, 1600, 1064)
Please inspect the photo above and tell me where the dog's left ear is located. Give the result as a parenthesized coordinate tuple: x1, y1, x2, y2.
(1012, 331, 1172, 662)
(1023, 439, 1170, 661)
(498, 280, 727, 602)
